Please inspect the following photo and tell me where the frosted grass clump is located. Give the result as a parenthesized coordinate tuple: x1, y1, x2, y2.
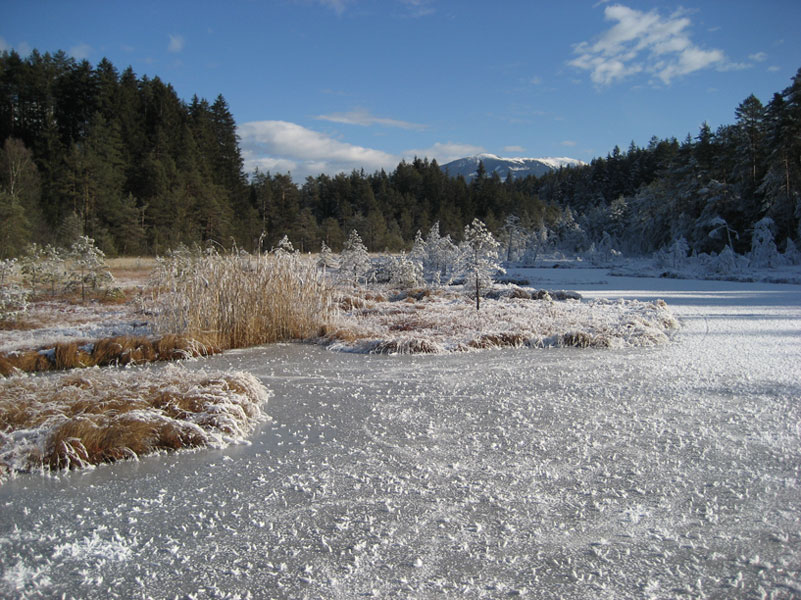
(0, 365, 270, 479)
(325, 291, 678, 354)
(150, 242, 333, 350)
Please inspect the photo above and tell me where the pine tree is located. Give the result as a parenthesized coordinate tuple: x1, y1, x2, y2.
(456, 218, 504, 310)
(339, 229, 371, 286)
(66, 235, 114, 301)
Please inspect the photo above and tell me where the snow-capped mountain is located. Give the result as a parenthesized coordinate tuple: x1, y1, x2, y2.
(441, 153, 585, 181)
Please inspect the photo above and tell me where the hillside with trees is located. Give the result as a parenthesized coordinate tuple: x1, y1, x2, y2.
(1, 49, 799, 259)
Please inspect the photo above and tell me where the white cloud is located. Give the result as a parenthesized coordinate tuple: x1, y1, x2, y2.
(570, 4, 727, 85)
(768, 65, 780, 72)
(400, 0, 435, 17)
(503, 145, 526, 154)
(168, 34, 185, 53)
(316, 0, 350, 15)
(561, 140, 577, 147)
(315, 108, 426, 130)
(749, 52, 767, 62)
(69, 43, 92, 60)
(238, 120, 487, 178)
(238, 120, 399, 179)
(403, 141, 485, 163)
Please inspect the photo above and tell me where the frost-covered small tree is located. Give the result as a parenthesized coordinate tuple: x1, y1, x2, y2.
(0, 258, 28, 323)
(67, 235, 115, 302)
(388, 252, 424, 289)
(520, 225, 550, 266)
(556, 206, 589, 255)
(589, 231, 620, 266)
(0, 258, 17, 286)
(705, 216, 739, 252)
(502, 215, 524, 262)
(339, 229, 371, 286)
(712, 244, 747, 275)
(0, 281, 28, 323)
(20, 243, 64, 296)
(456, 218, 505, 310)
(409, 230, 426, 264)
(783, 238, 801, 265)
(271, 234, 295, 256)
(749, 217, 781, 268)
(317, 240, 339, 271)
(657, 236, 690, 269)
(411, 222, 458, 286)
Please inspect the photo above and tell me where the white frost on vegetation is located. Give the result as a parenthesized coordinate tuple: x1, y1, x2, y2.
(0, 365, 271, 480)
(326, 287, 678, 353)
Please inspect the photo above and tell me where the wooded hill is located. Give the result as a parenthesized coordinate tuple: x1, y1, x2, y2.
(1, 50, 799, 258)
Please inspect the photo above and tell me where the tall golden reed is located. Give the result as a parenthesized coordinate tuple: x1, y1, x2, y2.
(149, 246, 333, 350)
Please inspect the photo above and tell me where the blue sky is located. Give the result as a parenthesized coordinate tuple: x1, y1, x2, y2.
(3, 0, 800, 180)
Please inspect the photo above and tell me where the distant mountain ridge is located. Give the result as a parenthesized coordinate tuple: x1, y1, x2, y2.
(441, 153, 585, 181)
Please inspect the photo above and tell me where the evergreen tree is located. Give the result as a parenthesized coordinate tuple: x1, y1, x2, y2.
(456, 218, 504, 311)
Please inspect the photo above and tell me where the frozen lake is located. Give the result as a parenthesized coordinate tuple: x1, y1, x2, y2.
(2, 268, 800, 599)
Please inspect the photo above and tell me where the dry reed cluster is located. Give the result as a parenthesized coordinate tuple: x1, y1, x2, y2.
(0, 335, 216, 377)
(0, 365, 270, 478)
(150, 247, 333, 350)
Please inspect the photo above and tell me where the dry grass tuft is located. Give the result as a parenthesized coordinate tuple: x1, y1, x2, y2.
(338, 295, 365, 311)
(0, 365, 270, 479)
(371, 338, 441, 354)
(54, 342, 91, 370)
(0, 334, 219, 378)
(560, 331, 611, 348)
(467, 332, 529, 349)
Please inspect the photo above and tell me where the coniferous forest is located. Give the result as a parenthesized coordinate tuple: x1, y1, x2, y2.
(1, 49, 799, 258)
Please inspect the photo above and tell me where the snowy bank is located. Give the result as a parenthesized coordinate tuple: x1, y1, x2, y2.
(324, 287, 678, 353)
(0, 365, 271, 481)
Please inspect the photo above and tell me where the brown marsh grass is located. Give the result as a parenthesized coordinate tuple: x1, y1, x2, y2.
(0, 365, 270, 477)
(150, 248, 333, 350)
(0, 335, 218, 377)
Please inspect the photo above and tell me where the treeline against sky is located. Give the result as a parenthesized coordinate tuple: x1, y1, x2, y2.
(1, 49, 799, 258)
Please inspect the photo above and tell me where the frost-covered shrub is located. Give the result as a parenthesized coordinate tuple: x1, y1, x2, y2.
(388, 253, 424, 289)
(20, 243, 65, 296)
(410, 222, 458, 286)
(656, 237, 690, 269)
(783, 238, 801, 265)
(588, 231, 621, 266)
(455, 218, 505, 310)
(749, 217, 781, 268)
(0, 258, 17, 285)
(317, 240, 339, 270)
(66, 235, 115, 301)
(518, 226, 551, 266)
(0, 282, 28, 323)
(339, 229, 371, 286)
(711, 245, 748, 275)
(150, 242, 332, 349)
(0, 258, 27, 321)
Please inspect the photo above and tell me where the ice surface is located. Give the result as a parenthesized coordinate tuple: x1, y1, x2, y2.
(1, 268, 799, 599)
